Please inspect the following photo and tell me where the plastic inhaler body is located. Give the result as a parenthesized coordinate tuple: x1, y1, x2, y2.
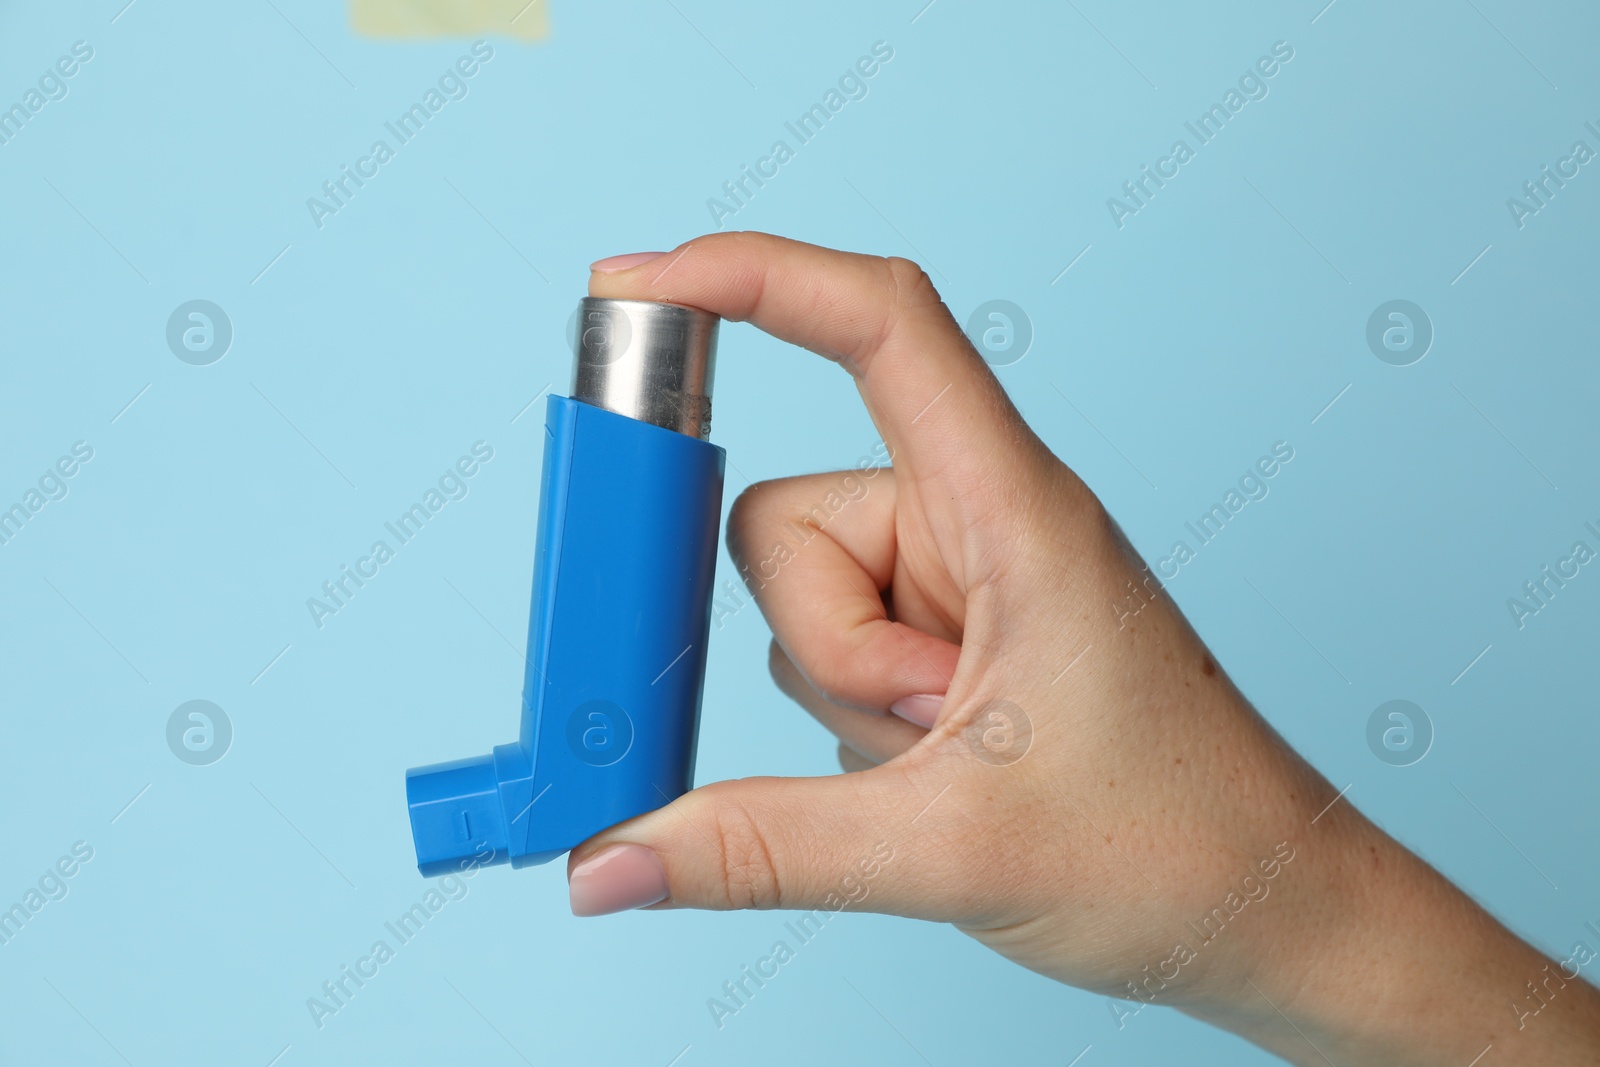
(405, 299, 724, 877)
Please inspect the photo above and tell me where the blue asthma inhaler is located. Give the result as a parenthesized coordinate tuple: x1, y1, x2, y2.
(405, 298, 725, 877)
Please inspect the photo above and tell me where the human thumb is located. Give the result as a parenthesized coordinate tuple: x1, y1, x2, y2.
(566, 767, 961, 919)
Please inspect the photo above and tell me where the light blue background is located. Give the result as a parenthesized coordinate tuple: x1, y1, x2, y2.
(2, 1, 1597, 1064)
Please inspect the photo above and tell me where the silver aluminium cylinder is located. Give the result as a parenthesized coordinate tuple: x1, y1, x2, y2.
(570, 298, 719, 440)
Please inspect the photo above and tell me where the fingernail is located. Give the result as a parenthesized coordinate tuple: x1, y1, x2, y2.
(569, 844, 669, 917)
(889, 693, 944, 729)
(590, 251, 667, 274)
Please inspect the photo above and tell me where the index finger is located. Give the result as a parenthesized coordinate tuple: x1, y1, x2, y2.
(587, 231, 1036, 490)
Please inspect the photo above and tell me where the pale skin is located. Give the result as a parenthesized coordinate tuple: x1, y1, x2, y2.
(565, 232, 1600, 1064)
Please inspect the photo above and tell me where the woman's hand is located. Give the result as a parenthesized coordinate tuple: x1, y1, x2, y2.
(566, 232, 1600, 1065)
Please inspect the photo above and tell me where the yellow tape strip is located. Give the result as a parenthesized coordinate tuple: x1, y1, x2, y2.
(350, 0, 549, 41)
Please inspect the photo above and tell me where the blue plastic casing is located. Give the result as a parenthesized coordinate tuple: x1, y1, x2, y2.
(405, 394, 725, 876)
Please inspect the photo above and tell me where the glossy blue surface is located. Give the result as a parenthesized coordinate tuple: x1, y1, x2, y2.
(407, 394, 724, 874)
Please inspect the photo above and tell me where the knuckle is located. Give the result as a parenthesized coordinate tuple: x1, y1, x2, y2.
(853, 256, 946, 371)
(799, 655, 850, 708)
(725, 473, 840, 565)
(766, 640, 796, 690)
(690, 229, 751, 257)
(769, 630, 851, 712)
(725, 480, 776, 564)
(704, 785, 786, 910)
(881, 256, 942, 311)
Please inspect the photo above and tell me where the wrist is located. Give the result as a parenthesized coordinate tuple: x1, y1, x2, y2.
(1195, 800, 1600, 1065)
